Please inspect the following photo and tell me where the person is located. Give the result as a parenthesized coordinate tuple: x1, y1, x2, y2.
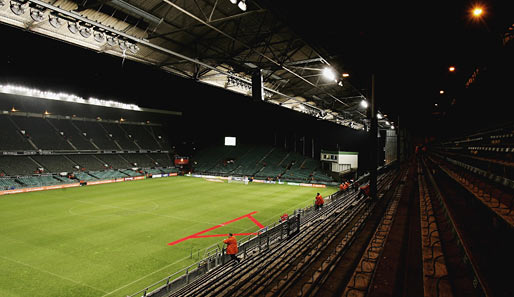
(223, 233, 240, 264)
(358, 184, 370, 199)
(280, 213, 289, 222)
(339, 182, 345, 191)
(315, 193, 324, 210)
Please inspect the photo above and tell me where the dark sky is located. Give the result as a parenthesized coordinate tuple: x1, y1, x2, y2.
(0, 0, 512, 141)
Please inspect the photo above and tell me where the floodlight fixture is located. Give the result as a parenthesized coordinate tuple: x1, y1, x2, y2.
(30, 9, 44, 22)
(385, 121, 390, 125)
(360, 100, 369, 108)
(10, 2, 25, 16)
(119, 40, 128, 51)
(106, 36, 117, 46)
(390, 125, 395, 129)
(342, 73, 350, 77)
(449, 66, 455, 72)
(472, 7, 483, 17)
(68, 22, 79, 34)
(377, 113, 383, 119)
(439, 90, 444, 94)
(237, 0, 247, 11)
(230, 0, 237, 4)
(49, 15, 63, 28)
(128, 43, 139, 54)
(322, 67, 336, 81)
(79, 27, 91, 38)
(93, 31, 105, 43)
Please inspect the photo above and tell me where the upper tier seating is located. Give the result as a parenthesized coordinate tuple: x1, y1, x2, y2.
(101, 122, 139, 150)
(48, 118, 96, 150)
(10, 116, 73, 150)
(0, 115, 34, 150)
(72, 120, 119, 150)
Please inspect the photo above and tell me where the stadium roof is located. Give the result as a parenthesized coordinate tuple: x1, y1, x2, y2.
(0, 1, 512, 138)
(0, 0, 377, 130)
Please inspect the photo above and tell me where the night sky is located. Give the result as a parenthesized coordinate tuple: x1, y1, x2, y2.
(0, 0, 512, 143)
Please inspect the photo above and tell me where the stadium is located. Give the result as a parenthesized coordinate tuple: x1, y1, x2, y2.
(1, 1, 513, 297)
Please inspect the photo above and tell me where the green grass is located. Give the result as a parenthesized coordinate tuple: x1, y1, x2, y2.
(0, 176, 336, 297)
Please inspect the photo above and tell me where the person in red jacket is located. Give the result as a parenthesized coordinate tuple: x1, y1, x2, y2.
(315, 193, 324, 210)
(358, 184, 370, 199)
(280, 213, 289, 222)
(223, 233, 240, 264)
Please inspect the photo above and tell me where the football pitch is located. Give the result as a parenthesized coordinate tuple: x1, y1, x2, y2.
(0, 176, 336, 297)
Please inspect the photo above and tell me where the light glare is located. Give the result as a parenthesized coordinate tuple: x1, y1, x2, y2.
(322, 68, 336, 81)
(360, 100, 368, 108)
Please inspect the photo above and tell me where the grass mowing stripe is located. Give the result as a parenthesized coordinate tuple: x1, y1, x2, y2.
(0, 256, 107, 294)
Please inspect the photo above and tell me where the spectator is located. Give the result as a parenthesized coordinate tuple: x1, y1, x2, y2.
(315, 193, 324, 210)
(280, 213, 289, 222)
(223, 233, 240, 264)
(358, 184, 370, 199)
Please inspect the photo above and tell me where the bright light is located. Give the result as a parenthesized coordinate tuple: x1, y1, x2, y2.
(225, 137, 236, 146)
(472, 7, 483, 17)
(342, 73, 350, 77)
(230, 0, 237, 3)
(237, 0, 246, 11)
(449, 66, 455, 72)
(0, 84, 142, 111)
(390, 125, 395, 129)
(322, 68, 336, 81)
(385, 121, 390, 125)
(439, 90, 444, 94)
(435, 103, 438, 107)
(377, 113, 383, 119)
(360, 100, 368, 108)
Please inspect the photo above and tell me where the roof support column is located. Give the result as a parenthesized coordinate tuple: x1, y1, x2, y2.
(370, 74, 378, 199)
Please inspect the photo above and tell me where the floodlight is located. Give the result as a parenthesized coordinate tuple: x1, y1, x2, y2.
(119, 41, 128, 51)
(230, 0, 237, 4)
(49, 15, 63, 28)
(377, 113, 383, 119)
(449, 66, 455, 72)
(322, 67, 336, 81)
(79, 27, 91, 38)
(68, 22, 79, 34)
(128, 43, 139, 54)
(472, 7, 483, 17)
(342, 73, 350, 77)
(439, 90, 444, 94)
(390, 125, 395, 129)
(106, 36, 117, 46)
(93, 31, 105, 43)
(238, 0, 247, 11)
(385, 121, 390, 125)
(30, 9, 44, 22)
(360, 100, 368, 108)
(10, 2, 25, 16)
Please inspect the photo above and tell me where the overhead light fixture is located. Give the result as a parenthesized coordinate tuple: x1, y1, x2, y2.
(10, 2, 25, 16)
(449, 66, 455, 72)
(49, 15, 63, 28)
(439, 90, 444, 94)
(230, 0, 237, 4)
(106, 36, 117, 46)
(110, 0, 162, 24)
(342, 73, 350, 77)
(360, 100, 368, 108)
(377, 113, 383, 119)
(68, 22, 79, 34)
(30, 9, 44, 22)
(237, 0, 247, 11)
(322, 67, 336, 81)
(93, 31, 105, 43)
(128, 43, 139, 54)
(119, 40, 128, 51)
(390, 125, 395, 129)
(385, 121, 390, 125)
(79, 27, 91, 38)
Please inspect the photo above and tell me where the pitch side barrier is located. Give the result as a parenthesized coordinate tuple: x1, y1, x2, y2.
(185, 173, 335, 188)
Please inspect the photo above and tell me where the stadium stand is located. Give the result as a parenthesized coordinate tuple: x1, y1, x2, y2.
(47, 118, 96, 150)
(0, 115, 34, 150)
(10, 115, 74, 150)
(72, 120, 119, 150)
(66, 154, 106, 171)
(122, 153, 156, 168)
(0, 156, 39, 176)
(101, 122, 140, 150)
(192, 144, 335, 183)
(121, 124, 161, 150)
(32, 155, 78, 173)
(96, 154, 132, 169)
